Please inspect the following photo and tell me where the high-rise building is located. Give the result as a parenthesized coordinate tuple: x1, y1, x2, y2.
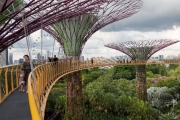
(9, 53, 13, 64)
(19, 58, 24, 64)
(37, 53, 41, 60)
(47, 51, 51, 58)
(14, 60, 18, 64)
(80, 56, 84, 61)
(159, 55, 164, 60)
(0, 49, 8, 66)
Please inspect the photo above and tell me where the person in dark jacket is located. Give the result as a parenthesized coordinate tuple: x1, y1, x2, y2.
(23, 55, 31, 93)
(48, 57, 52, 62)
(53, 55, 58, 62)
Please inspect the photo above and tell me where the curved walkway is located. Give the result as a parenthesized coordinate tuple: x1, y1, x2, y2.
(0, 88, 31, 120)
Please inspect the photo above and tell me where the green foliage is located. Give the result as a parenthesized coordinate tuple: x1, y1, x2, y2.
(85, 108, 122, 120)
(47, 67, 172, 119)
(84, 77, 158, 120)
(171, 101, 180, 119)
(46, 82, 66, 108)
(55, 95, 66, 113)
(147, 87, 174, 109)
(172, 65, 180, 77)
(146, 64, 167, 76)
(113, 66, 136, 80)
(146, 71, 154, 78)
(155, 78, 179, 88)
(168, 64, 179, 70)
(158, 112, 176, 120)
(115, 94, 159, 120)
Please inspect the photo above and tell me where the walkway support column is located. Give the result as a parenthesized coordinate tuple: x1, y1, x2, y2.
(66, 71, 83, 120)
(136, 65, 147, 101)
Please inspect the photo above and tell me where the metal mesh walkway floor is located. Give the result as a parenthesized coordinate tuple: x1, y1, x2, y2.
(0, 88, 31, 120)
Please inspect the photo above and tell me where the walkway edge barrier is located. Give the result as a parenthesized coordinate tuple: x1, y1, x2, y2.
(28, 73, 41, 120)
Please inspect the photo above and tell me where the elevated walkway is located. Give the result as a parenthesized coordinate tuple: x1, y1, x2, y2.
(0, 88, 31, 120)
(0, 59, 180, 119)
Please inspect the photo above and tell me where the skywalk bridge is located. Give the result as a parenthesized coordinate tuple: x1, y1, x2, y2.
(0, 59, 180, 120)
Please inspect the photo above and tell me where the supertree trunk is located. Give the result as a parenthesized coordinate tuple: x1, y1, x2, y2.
(66, 67, 84, 119)
(136, 65, 147, 101)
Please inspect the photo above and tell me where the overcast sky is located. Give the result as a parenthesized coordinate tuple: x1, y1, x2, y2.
(7, 0, 180, 61)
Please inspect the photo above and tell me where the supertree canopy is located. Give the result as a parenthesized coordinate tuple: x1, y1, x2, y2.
(0, 0, 107, 53)
(105, 39, 180, 61)
(44, 0, 143, 59)
(0, 0, 23, 26)
(105, 39, 180, 101)
(43, 0, 143, 119)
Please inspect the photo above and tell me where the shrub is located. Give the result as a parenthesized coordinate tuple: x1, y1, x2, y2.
(155, 78, 179, 88)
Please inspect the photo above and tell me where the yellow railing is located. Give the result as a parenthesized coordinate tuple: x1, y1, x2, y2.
(28, 59, 180, 120)
(28, 60, 113, 120)
(0, 59, 179, 119)
(0, 63, 40, 104)
(0, 64, 22, 103)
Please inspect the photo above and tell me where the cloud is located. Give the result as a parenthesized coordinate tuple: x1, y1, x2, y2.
(9, 0, 180, 61)
(101, 0, 180, 32)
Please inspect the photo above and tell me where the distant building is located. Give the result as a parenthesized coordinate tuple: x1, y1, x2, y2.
(37, 53, 41, 60)
(9, 53, 13, 64)
(14, 60, 18, 64)
(32, 59, 37, 63)
(19, 58, 24, 64)
(0, 49, 8, 66)
(159, 55, 164, 60)
(47, 51, 51, 58)
(80, 56, 84, 61)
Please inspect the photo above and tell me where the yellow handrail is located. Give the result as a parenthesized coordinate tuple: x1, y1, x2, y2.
(0, 64, 22, 103)
(0, 63, 39, 104)
(27, 59, 180, 119)
(0, 59, 180, 119)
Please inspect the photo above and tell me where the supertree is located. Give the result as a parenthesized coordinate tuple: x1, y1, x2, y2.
(105, 39, 180, 101)
(43, 0, 143, 119)
(0, 0, 107, 53)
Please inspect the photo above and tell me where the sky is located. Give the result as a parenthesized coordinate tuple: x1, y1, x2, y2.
(7, 0, 180, 61)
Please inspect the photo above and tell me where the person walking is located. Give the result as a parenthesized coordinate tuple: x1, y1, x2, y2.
(23, 55, 31, 93)
(48, 57, 52, 62)
(19, 68, 25, 92)
(91, 57, 94, 65)
(53, 55, 58, 62)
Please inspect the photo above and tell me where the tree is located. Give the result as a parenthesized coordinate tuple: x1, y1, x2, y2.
(146, 71, 154, 78)
(168, 64, 179, 70)
(113, 66, 136, 80)
(173, 65, 180, 78)
(146, 64, 167, 76)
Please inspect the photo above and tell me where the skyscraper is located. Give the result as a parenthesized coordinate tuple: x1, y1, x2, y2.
(47, 51, 51, 58)
(19, 58, 24, 64)
(0, 49, 8, 66)
(159, 55, 164, 60)
(9, 53, 13, 64)
(80, 56, 84, 61)
(37, 53, 41, 60)
(14, 60, 18, 64)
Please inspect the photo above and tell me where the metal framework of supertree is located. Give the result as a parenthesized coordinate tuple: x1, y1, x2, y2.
(44, 0, 143, 59)
(105, 39, 180, 101)
(0, 0, 107, 53)
(42, 0, 143, 119)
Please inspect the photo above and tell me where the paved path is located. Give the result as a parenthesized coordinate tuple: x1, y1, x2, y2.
(0, 88, 31, 120)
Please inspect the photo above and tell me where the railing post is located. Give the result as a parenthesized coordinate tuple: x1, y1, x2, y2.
(16, 66, 19, 88)
(5, 68, 9, 96)
(11, 66, 14, 91)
